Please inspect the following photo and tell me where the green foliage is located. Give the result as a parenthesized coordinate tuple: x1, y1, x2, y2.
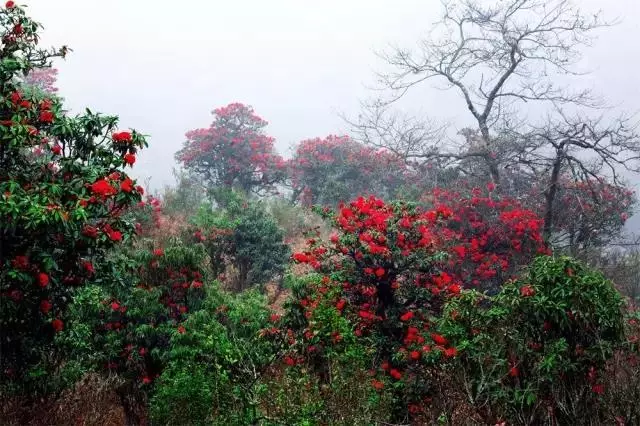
(438, 256, 625, 424)
(150, 285, 279, 425)
(191, 192, 290, 291)
(59, 238, 209, 394)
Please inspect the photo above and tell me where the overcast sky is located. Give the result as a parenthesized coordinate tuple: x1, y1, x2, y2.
(25, 0, 640, 197)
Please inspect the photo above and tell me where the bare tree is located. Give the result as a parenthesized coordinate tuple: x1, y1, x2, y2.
(370, 0, 610, 183)
(348, 0, 640, 253)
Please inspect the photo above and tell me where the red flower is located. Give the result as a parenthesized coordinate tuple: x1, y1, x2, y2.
(284, 356, 296, 366)
(177, 325, 186, 334)
(51, 144, 62, 155)
(107, 229, 122, 241)
(11, 255, 29, 270)
(389, 368, 402, 380)
(82, 260, 95, 275)
(153, 248, 164, 256)
(431, 333, 447, 346)
(135, 185, 144, 195)
(371, 379, 384, 390)
(400, 311, 414, 322)
(292, 253, 309, 263)
(19, 99, 30, 108)
(51, 318, 64, 332)
(13, 24, 22, 34)
(335, 299, 346, 311)
(5, 1, 15, 8)
(38, 272, 49, 287)
(90, 179, 117, 198)
(82, 225, 98, 238)
(123, 153, 136, 166)
(120, 177, 134, 193)
(40, 300, 52, 314)
(520, 285, 535, 297)
(112, 131, 132, 143)
(110, 301, 120, 310)
(142, 376, 152, 384)
(509, 366, 519, 377)
(410, 350, 421, 361)
(39, 110, 54, 123)
(9, 91, 20, 103)
(192, 280, 203, 289)
(487, 182, 496, 192)
(592, 383, 605, 395)
(443, 347, 458, 358)
(375, 267, 385, 278)
(448, 284, 461, 295)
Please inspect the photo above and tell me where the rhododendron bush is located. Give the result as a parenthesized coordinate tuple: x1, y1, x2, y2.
(175, 103, 286, 200)
(0, 3, 147, 386)
(285, 192, 549, 419)
(438, 256, 625, 424)
(288, 135, 415, 206)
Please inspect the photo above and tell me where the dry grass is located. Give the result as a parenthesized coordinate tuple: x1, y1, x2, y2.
(0, 374, 139, 426)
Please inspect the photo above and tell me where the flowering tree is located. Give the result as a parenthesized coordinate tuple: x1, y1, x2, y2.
(288, 135, 415, 206)
(0, 2, 147, 384)
(285, 192, 547, 419)
(23, 67, 58, 94)
(539, 178, 635, 254)
(175, 103, 286, 200)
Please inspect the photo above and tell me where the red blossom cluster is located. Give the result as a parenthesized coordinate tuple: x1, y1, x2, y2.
(424, 187, 550, 293)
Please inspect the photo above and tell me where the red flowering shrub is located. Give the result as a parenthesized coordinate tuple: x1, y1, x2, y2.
(175, 103, 286, 200)
(59, 242, 209, 397)
(287, 135, 415, 206)
(0, 3, 147, 387)
(438, 256, 625, 424)
(284, 193, 547, 420)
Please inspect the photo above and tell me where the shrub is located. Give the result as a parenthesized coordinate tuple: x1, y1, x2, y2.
(287, 135, 412, 206)
(0, 3, 147, 389)
(150, 285, 278, 425)
(438, 256, 625, 424)
(286, 194, 548, 421)
(58, 238, 210, 424)
(191, 192, 290, 291)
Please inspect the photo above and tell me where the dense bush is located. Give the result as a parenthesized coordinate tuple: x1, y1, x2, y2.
(0, 3, 147, 389)
(190, 191, 290, 291)
(286, 194, 547, 421)
(150, 285, 279, 425)
(57, 238, 209, 423)
(439, 256, 625, 424)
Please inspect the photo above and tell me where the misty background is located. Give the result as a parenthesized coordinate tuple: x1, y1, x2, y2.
(25, 0, 640, 226)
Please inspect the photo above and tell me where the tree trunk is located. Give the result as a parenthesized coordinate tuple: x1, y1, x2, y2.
(543, 151, 564, 241)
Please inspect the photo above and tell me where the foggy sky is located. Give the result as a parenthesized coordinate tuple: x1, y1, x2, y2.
(25, 0, 640, 199)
